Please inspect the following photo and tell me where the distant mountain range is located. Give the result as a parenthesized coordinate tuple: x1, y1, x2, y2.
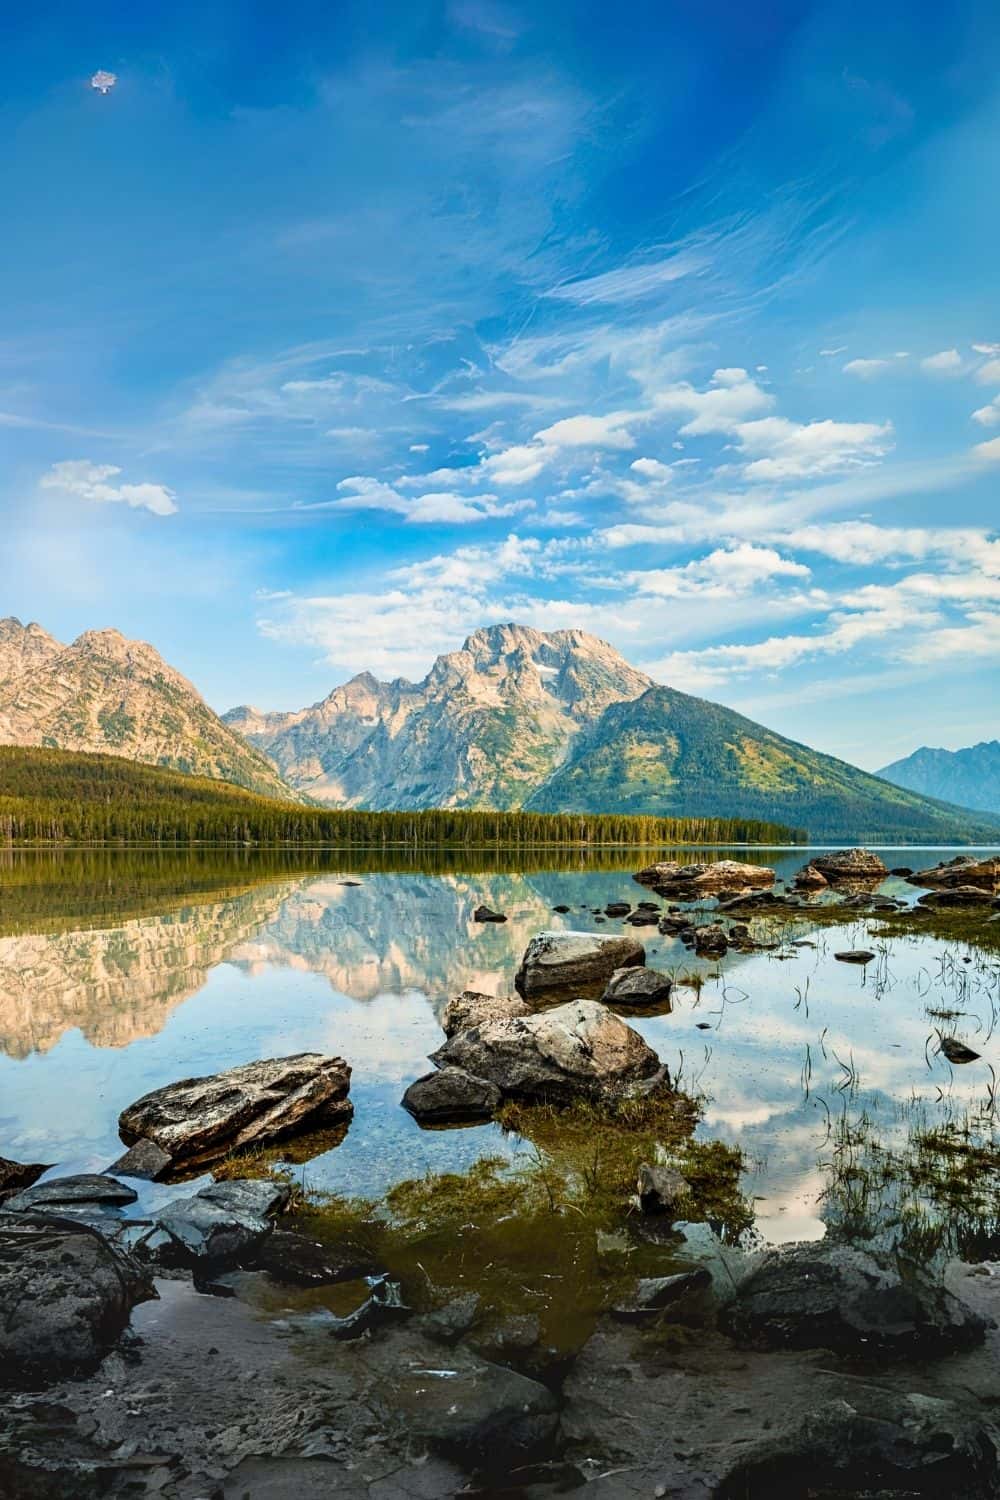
(2, 616, 997, 842)
(0, 617, 295, 801)
(227, 623, 999, 842)
(877, 740, 1000, 817)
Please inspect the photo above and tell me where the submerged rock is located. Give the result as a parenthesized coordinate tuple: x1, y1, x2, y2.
(610, 1269, 712, 1321)
(604, 901, 631, 917)
(118, 1053, 353, 1172)
(136, 1178, 290, 1266)
(634, 859, 775, 897)
(4, 1173, 137, 1216)
(919, 885, 995, 907)
(694, 924, 728, 958)
(601, 965, 673, 1008)
(939, 1035, 982, 1064)
(514, 930, 644, 999)
(254, 1228, 381, 1286)
(431, 998, 664, 1102)
(442, 990, 528, 1038)
(717, 1391, 1000, 1499)
(402, 1066, 502, 1124)
(0, 1213, 155, 1384)
(834, 949, 876, 964)
(329, 1276, 410, 1340)
(473, 904, 507, 923)
(721, 1241, 989, 1358)
(809, 848, 888, 882)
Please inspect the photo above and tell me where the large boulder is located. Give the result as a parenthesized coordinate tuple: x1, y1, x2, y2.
(601, 966, 672, 1008)
(908, 854, 1000, 891)
(118, 1053, 353, 1173)
(514, 931, 644, 999)
(720, 1241, 988, 1358)
(402, 1067, 502, 1124)
(634, 859, 774, 898)
(442, 990, 528, 1038)
(717, 1391, 1000, 1499)
(135, 1178, 290, 1266)
(430, 998, 664, 1103)
(919, 885, 995, 908)
(809, 848, 888, 883)
(0, 1214, 155, 1385)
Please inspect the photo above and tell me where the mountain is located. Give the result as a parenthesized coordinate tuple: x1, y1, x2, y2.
(225, 623, 652, 809)
(524, 685, 1000, 843)
(877, 741, 1000, 817)
(0, 617, 296, 801)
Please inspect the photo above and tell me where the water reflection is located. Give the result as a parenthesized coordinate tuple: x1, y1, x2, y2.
(0, 847, 996, 1251)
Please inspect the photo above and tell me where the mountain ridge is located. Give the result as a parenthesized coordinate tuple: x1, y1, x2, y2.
(0, 616, 298, 802)
(877, 740, 1000, 817)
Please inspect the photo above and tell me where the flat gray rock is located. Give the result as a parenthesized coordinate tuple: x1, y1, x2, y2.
(601, 965, 673, 1007)
(402, 1066, 502, 1124)
(4, 1173, 137, 1215)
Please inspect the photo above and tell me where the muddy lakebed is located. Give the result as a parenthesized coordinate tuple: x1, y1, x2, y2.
(1, 845, 999, 1498)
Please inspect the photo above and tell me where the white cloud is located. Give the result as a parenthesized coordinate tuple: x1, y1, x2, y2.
(973, 436, 1000, 462)
(40, 460, 178, 516)
(972, 397, 1000, 427)
(820, 346, 848, 356)
(842, 357, 891, 378)
(628, 544, 810, 599)
(974, 358, 1000, 385)
(482, 409, 643, 486)
(736, 417, 893, 481)
(920, 348, 963, 376)
(973, 343, 1000, 355)
(655, 368, 774, 435)
(545, 248, 707, 305)
(629, 457, 673, 481)
(310, 474, 531, 523)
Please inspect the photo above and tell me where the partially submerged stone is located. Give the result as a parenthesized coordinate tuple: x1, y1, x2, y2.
(721, 1241, 988, 1358)
(442, 989, 528, 1038)
(118, 1053, 352, 1172)
(514, 930, 644, 999)
(402, 1066, 502, 1125)
(4, 1172, 137, 1216)
(601, 966, 673, 1008)
(610, 1269, 711, 1321)
(834, 949, 876, 964)
(793, 862, 829, 889)
(0, 1213, 155, 1384)
(104, 1138, 173, 1181)
(136, 1177, 290, 1266)
(634, 860, 775, 898)
(908, 854, 1000, 891)
(919, 885, 995, 907)
(473, 904, 507, 923)
(694, 924, 728, 958)
(431, 998, 664, 1103)
(808, 848, 888, 883)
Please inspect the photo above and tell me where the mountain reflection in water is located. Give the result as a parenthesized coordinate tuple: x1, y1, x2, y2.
(0, 846, 997, 1255)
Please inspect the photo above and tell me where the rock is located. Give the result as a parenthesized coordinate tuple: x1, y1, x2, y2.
(890, 865, 914, 877)
(473, 904, 507, 923)
(0, 1213, 155, 1384)
(716, 1391, 1000, 1500)
(919, 885, 995, 907)
(136, 1178, 290, 1266)
(604, 902, 631, 917)
(514, 930, 644, 999)
(658, 913, 692, 934)
(0, 1156, 52, 1199)
(442, 990, 528, 1038)
(470, 1313, 543, 1367)
(637, 1162, 688, 1215)
(402, 1067, 502, 1124)
(431, 998, 664, 1103)
(610, 1269, 711, 1321)
(694, 924, 728, 958)
(720, 1241, 988, 1358)
(601, 966, 672, 1008)
(551, 904, 571, 913)
(940, 1036, 982, 1064)
(372, 1338, 558, 1468)
(253, 1228, 381, 1286)
(421, 1292, 483, 1344)
(634, 860, 775, 898)
(118, 1053, 352, 1172)
(3, 1173, 138, 1216)
(908, 855, 1000, 891)
(793, 862, 828, 889)
(808, 848, 888, 882)
(624, 908, 660, 926)
(103, 1138, 173, 1181)
(834, 949, 876, 964)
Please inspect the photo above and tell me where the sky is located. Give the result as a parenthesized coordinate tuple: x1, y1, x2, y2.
(3, 0, 999, 770)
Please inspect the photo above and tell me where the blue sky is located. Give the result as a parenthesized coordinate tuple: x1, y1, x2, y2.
(3, 0, 999, 769)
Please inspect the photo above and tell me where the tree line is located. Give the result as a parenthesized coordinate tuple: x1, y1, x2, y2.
(0, 745, 803, 847)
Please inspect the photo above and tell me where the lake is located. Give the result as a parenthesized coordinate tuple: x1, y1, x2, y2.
(2, 843, 997, 1255)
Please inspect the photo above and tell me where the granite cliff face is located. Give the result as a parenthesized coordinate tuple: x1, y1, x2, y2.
(225, 624, 652, 809)
(0, 617, 296, 800)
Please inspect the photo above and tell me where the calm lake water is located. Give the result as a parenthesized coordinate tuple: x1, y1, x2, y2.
(1, 845, 997, 1249)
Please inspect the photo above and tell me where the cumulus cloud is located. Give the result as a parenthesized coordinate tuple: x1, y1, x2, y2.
(972, 396, 1000, 427)
(481, 409, 642, 486)
(842, 357, 891, 378)
(920, 348, 963, 375)
(629, 457, 673, 480)
(40, 460, 178, 516)
(973, 436, 1000, 462)
(736, 417, 893, 481)
(628, 544, 810, 599)
(315, 474, 532, 523)
(974, 358, 1000, 385)
(655, 368, 774, 435)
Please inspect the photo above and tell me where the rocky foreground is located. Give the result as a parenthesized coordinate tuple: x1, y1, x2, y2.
(3, 851, 1000, 1497)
